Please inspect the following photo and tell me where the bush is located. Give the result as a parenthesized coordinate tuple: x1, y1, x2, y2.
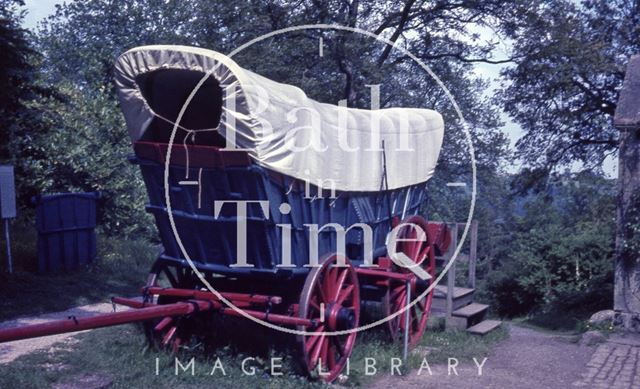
(483, 267, 541, 317)
(9, 83, 155, 238)
(482, 172, 615, 323)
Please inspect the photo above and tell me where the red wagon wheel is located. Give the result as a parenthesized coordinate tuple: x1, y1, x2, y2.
(143, 261, 201, 353)
(383, 215, 436, 348)
(297, 254, 360, 383)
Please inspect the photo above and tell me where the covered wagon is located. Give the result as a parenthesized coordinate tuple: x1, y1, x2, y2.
(0, 45, 450, 383)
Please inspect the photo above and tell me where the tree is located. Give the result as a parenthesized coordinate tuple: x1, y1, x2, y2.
(0, 0, 35, 160)
(500, 0, 639, 174)
(25, 0, 525, 235)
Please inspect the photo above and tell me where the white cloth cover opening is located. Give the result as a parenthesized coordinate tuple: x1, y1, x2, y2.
(114, 45, 444, 192)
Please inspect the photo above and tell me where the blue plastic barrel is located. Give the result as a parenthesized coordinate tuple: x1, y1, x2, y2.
(32, 192, 100, 273)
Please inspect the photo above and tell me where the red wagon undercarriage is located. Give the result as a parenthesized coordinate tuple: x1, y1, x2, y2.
(0, 219, 450, 383)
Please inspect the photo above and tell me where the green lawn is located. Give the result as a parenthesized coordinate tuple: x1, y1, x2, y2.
(0, 321, 508, 388)
(0, 224, 157, 321)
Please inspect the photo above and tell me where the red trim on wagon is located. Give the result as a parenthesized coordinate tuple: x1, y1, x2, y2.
(133, 141, 252, 168)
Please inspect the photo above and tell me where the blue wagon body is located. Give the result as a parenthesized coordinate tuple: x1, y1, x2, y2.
(133, 141, 427, 280)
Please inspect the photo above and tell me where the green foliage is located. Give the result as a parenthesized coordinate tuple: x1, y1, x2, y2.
(0, 0, 525, 237)
(0, 0, 36, 160)
(9, 82, 154, 236)
(483, 172, 615, 320)
(500, 0, 638, 173)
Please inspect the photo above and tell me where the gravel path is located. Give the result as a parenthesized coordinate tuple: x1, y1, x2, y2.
(372, 323, 596, 389)
(0, 301, 133, 364)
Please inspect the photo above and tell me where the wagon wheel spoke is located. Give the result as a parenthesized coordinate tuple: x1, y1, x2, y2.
(305, 335, 322, 354)
(323, 267, 337, 299)
(320, 337, 329, 368)
(394, 290, 407, 307)
(309, 299, 321, 311)
(331, 336, 346, 356)
(171, 336, 182, 354)
(410, 241, 421, 262)
(384, 216, 436, 348)
(327, 341, 337, 371)
(298, 254, 360, 382)
(391, 284, 405, 299)
(398, 307, 407, 329)
(313, 336, 329, 371)
(309, 334, 326, 367)
(336, 285, 354, 306)
(315, 280, 328, 304)
(333, 268, 348, 301)
(162, 326, 177, 347)
(305, 326, 325, 353)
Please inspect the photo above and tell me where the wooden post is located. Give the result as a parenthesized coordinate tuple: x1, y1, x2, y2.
(3, 219, 11, 274)
(468, 220, 478, 289)
(446, 223, 458, 325)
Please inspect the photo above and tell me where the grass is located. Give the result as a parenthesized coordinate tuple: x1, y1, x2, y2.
(513, 313, 584, 334)
(0, 322, 508, 388)
(0, 221, 157, 321)
(0, 220, 508, 387)
(511, 305, 608, 335)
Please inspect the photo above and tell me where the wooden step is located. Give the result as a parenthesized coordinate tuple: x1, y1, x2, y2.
(467, 319, 502, 335)
(448, 303, 489, 330)
(452, 303, 488, 318)
(433, 285, 475, 299)
(432, 285, 475, 312)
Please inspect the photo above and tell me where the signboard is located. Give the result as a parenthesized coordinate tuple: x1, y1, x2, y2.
(0, 165, 17, 219)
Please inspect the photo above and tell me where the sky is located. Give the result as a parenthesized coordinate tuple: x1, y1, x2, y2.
(22, 0, 58, 30)
(20, 0, 617, 178)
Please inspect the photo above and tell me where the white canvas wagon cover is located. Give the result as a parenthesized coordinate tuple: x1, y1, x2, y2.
(114, 45, 444, 192)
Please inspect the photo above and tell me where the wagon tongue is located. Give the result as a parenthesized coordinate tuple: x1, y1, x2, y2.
(0, 299, 215, 343)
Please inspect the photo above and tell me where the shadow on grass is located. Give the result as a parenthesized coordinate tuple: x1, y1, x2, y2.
(0, 229, 157, 321)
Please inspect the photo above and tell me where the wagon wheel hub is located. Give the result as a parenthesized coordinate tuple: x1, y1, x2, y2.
(327, 303, 356, 331)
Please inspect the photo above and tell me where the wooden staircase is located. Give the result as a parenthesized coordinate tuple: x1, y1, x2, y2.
(431, 221, 502, 336)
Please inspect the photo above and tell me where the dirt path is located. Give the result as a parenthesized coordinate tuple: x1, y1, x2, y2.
(0, 301, 133, 364)
(372, 323, 595, 389)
